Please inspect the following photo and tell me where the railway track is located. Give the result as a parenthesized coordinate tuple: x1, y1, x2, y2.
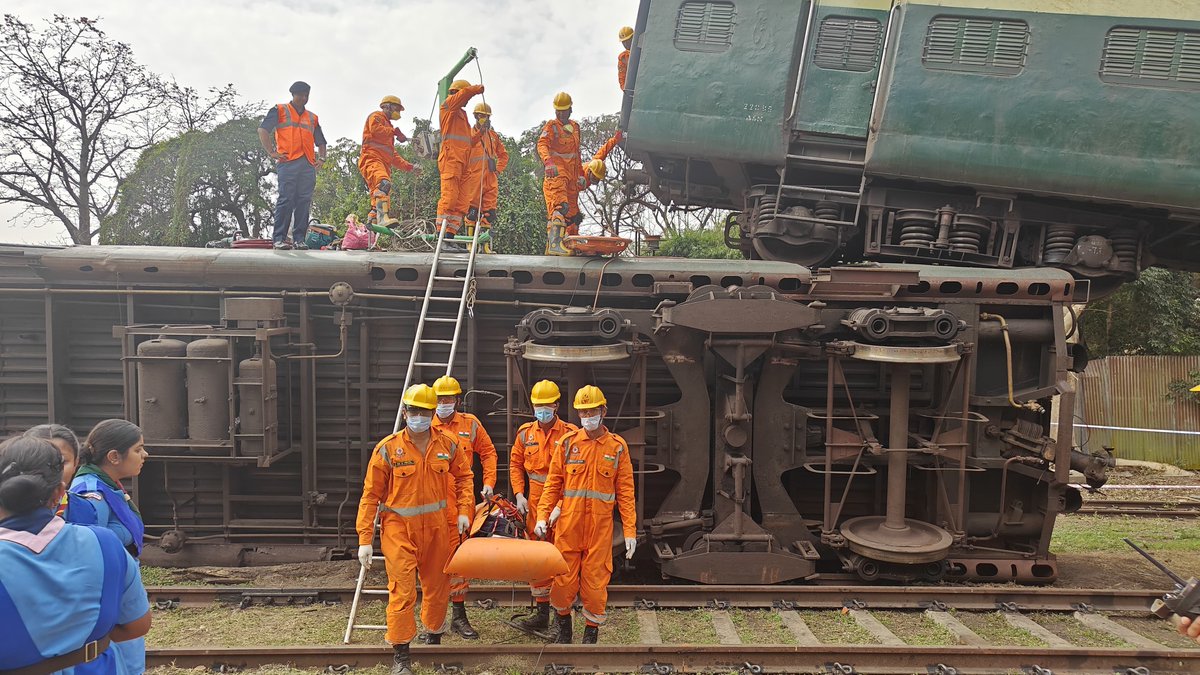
(146, 583, 1163, 612)
(144, 584, 1196, 673)
(1075, 498, 1200, 518)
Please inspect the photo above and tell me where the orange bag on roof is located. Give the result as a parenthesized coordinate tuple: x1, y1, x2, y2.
(563, 235, 630, 256)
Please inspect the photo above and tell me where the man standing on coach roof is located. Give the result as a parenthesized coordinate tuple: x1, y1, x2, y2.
(258, 81, 328, 250)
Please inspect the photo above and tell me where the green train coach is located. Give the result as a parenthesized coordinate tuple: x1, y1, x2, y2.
(621, 0, 1199, 293)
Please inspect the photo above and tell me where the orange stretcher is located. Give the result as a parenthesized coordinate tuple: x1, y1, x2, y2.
(563, 235, 630, 256)
(444, 497, 568, 583)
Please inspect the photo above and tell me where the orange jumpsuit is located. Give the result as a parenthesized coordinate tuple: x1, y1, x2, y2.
(537, 426, 636, 626)
(356, 428, 473, 645)
(358, 111, 414, 220)
(433, 411, 498, 601)
(618, 49, 630, 90)
(435, 85, 485, 234)
(464, 125, 510, 225)
(579, 132, 622, 191)
(510, 417, 577, 601)
(537, 118, 585, 232)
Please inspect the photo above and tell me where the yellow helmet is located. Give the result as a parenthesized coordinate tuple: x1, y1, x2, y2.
(473, 102, 492, 116)
(619, 26, 634, 42)
(450, 79, 471, 92)
(530, 380, 561, 405)
(585, 159, 607, 181)
(573, 385, 607, 410)
(402, 384, 437, 410)
(432, 375, 463, 397)
(553, 91, 573, 111)
(380, 95, 404, 109)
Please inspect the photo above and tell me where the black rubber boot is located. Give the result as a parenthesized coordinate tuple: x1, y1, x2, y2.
(518, 602, 551, 632)
(582, 624, 599, 644)
(553, 612, 573, 644)
(391, 643, 412, 675)
(425, 631, 441, 645)
(451, 601, 479, 640)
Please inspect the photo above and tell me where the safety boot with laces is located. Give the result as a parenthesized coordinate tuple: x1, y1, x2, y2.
(451, 601, 479, 640)
(553, 611, 573, 644)
(391, 643, 412, 675)
(582, 624, 599, 644)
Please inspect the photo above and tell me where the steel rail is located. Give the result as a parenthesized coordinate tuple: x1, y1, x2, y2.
(146, 584, 1162, 612)
(145, 644, 1200, 673)
(1075, 498, 1200, 517)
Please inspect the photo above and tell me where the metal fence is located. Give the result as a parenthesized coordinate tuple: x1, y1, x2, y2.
(1073, 355, 1200, 469)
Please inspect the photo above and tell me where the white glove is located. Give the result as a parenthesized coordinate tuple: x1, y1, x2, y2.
(457, 515, 471, 535)
(357, 544, 373, 569)
(624, 537, 637, 560)
(549, 505, 561, 526)
(515, 493, 528, 515)
(480, 484, 494, 499)
(534, 520, 548, 538)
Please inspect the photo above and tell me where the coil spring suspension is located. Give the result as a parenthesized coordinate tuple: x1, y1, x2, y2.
(1042, 224, 1077, 264)
(814, 201, 841, 221)
(897, 209, 937, 247)
(948, 215, 991, 254)
(755, 195, 779, 229)
(1110, 229, 1139, 273)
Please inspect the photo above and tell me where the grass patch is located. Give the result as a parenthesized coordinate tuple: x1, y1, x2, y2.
(873, 610, 956, 646)
(1052, 516, 1200, 553)
(954, 611, 1046, 647)
(728, 609, 794, 645)
(600, 608, 641, 644)
(1029, 612, 1129, 648)
(1110, 614, 1200, 651)
(799, 609, 875, 644)
(657, 609, 720, 644)
(148, 604, 367, 647)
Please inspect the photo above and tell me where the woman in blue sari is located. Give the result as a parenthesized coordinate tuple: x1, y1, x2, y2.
(71, 420, 149, 674)
(0, 435, 151, 674)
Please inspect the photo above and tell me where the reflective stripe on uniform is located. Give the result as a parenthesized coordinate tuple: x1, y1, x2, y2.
(363, 140, 393, 152)
(563, 488, 614, 502)
(551, 151, 576, 159)
(528, 472, 547, 483)
(381, 500, 448, 517)
(278, 106, 315, 132)
(442, 133, 471, 142)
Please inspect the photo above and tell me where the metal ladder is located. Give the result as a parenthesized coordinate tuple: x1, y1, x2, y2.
(343, 218, 482, 643)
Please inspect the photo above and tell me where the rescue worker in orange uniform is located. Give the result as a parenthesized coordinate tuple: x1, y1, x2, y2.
(577, 131, 623, 193)
(358, 95, 419, 229)
(618, 26, 634, 90)
(463, 102, 509, 254)
(435, 79, 485, 250)
(534, 385, 637, 644)
(537, 92, 585, 256)
(509, 380, 578, 632)
(431, 375, 497, 640)
(356, 384, 474, 675)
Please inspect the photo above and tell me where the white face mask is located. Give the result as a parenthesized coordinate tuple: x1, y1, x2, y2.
(580, 414, 602, 431)
(406, 414, 432, 433)
(436, 403, 455, 419)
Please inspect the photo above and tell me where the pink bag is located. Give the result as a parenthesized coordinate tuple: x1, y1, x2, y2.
(341, 214, 375, 250)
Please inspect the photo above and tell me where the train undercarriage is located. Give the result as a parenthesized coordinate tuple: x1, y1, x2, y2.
(0, 245, 1113, 583)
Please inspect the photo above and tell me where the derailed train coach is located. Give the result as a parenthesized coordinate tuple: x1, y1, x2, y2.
(621, 0, 1200, 293)
(0, 245, 1108, 584)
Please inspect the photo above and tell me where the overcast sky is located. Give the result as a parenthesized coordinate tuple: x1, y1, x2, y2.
(0, 0, 640, 245)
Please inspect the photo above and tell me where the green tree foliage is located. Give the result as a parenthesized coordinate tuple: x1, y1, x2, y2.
(311, 138, 370, 227)
(105, 118, 272, 245)
(1081, 268, 1200, 356)
(656, 227, 742, 259)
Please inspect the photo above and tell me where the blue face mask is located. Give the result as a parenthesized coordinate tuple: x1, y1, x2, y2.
(436, 403, 456, 419)
(534, 406, 556, 424)
(406, 414, 432, 433)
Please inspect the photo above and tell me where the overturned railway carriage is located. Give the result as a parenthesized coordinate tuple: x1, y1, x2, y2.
(622, 0, 1200, 291)
(0, 245, 1106, 583)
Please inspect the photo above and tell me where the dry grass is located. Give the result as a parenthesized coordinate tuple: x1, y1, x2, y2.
(953, 611, 1047, 647)
(798, 609, 875, 644)
(873, 610, 957, 646)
